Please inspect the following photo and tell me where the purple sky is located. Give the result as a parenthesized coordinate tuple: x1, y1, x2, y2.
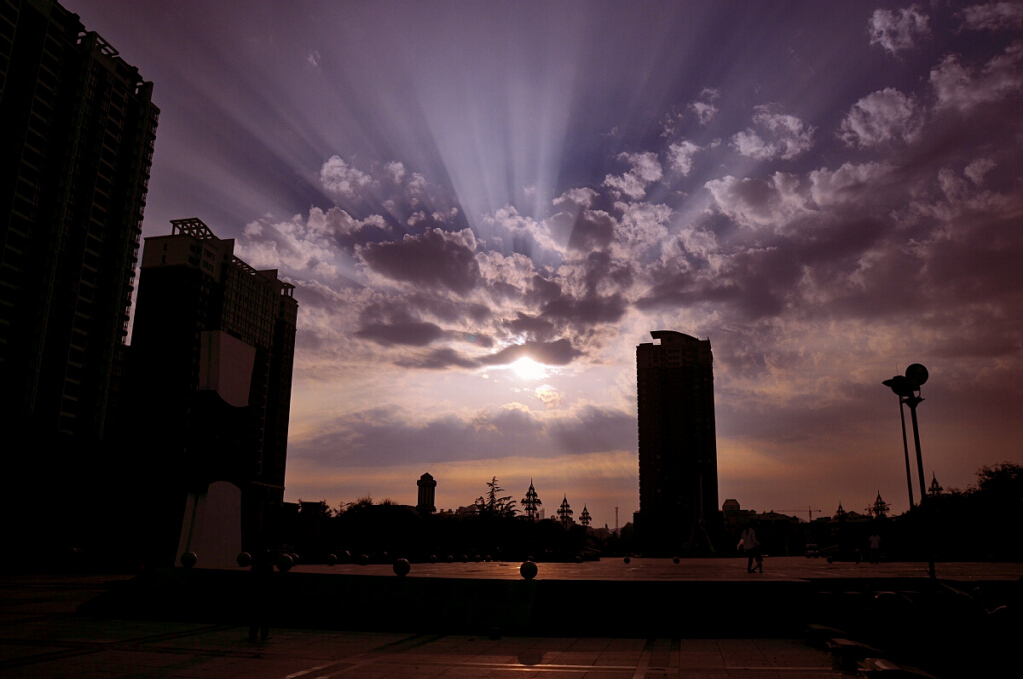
(67, 1, 1022, 527)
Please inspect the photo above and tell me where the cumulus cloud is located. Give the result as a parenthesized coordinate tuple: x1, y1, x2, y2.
(930, 42, 1023, 112)
(705, 172, 809, 229)
(320, 155, 374, 200)
(868, 5, 929, 54)
(666, 140, 701, 176)
(534, 385, 564, 410)
(964, 158, 996, 185)
(809, 162, 894, 208)
(235, 211, 341, 275)
(839, 88, 922, 147)
(959, 3, 1023, 31)
(733, 106, 815, 160)
(603, 152, 663, 200)
(384, 160, 406, 183)
(690, 88, 720, 125)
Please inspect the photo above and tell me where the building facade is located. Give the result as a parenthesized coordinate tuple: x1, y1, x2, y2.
(1, 0, 158, 441)
(127, 218, 298, 564)
(635, 331, 719, 552)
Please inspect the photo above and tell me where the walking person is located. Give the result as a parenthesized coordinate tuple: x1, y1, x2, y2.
(248, 548, 273, 642)
(740, 522, 762, 573)
(868, 532, 881, 564)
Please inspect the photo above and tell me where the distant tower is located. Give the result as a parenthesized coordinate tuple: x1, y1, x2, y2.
(417, 472, 437, 514)
(869, 491, 889, 519)
(557, 495, 574, 528)
(579, 505, 592, 527)
(521, 480, 542, 521)
(929, 473, 943, 496)
(835, 502, 846, 520)
(635, 331, 718, 553)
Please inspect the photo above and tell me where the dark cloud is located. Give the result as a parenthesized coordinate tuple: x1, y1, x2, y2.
(358, 228, 481, 295)
(354, 321, 445, 346)
(503, 312, 557, 341)
(394, 347, 478, 370)
(541, 294, 628, 325)
(567, 209, 616, 251)
(551, 406, 637, 454)
(290, 404, 636, 466)
(480, 339, 583, 366)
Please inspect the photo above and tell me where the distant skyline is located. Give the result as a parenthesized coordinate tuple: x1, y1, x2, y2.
(64, 1, 1023, 528)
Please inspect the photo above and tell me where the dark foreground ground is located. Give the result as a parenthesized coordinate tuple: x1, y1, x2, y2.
(2, 559, 1020, 678)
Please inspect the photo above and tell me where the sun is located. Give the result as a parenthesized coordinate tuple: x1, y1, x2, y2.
(511, 357, 548, 381)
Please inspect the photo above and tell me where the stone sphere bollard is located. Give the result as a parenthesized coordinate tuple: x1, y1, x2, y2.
(236, 551, 252, 568)
(520, 561, 538, 580)
(446, 554, 454, 563)
(461, 554, 468, 563)
(827, 556, 834, 564)
(673, 556, 680, 564)
(290, 553, 300, 565)
(393, 558, 411, 577)
(474, 554, 481, 562)
(526, 555, 534, 563)
(327, 553, 337, 566)
(357, 553, 369, 565)
(429, 554, 437, 564)
(180, 551, 197, 568)
(485, 555, 492, 562)
(342, 550, 351, 562)
(276, 553, 294, 572)
(623, 557, 631, 564)
(575, 555, 583, 563)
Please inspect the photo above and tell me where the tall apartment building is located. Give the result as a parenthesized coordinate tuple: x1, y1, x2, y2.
(635, 331, 719, 552)
(127, 218, 298, 564)
(0, 0, 158, 442)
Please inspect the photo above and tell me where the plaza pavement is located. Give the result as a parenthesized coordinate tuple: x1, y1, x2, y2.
(279, 556, 1023, 581)
(0, 573, 856, 678)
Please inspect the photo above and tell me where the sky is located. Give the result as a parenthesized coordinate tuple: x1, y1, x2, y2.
(65, 0, 1022, 527)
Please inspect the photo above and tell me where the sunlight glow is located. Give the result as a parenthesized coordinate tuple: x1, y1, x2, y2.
(511, 357, 548, 381)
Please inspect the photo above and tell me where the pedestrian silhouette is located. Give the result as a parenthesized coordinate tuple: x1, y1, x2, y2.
(248, 548, 273, 642)
(740, 523, 762, 573)
(868, 532, 881, 564)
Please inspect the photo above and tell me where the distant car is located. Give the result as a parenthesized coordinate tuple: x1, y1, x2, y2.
(805, 544, 819, 558)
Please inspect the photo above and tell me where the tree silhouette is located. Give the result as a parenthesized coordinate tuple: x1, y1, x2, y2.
(557, 495, 573, 528)
(521, 480, 542, 521)
(474, 477, 518, 517)
(579, 504, 591, 527)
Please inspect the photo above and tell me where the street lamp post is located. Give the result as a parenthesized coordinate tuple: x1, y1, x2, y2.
(883, 363, 933, 579)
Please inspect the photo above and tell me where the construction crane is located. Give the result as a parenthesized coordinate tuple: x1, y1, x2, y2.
(771, 507, 824, 523)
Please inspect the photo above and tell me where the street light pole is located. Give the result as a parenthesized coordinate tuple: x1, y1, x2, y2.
(883, 364, 933, 579)
(905, 394, 927, 503)
(898, 397, 914, 508)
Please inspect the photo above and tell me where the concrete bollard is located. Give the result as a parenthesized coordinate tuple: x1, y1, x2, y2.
(180, 551, 197, 568)
(520, 561, 538, 580)
(236, 552, 252, 567)
(393, 558, 411, 577)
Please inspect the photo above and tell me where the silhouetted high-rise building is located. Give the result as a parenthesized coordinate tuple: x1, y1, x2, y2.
(127, 218, 298, 563)
(0, 0, 158, 441)
(635, 331, 719, 552)
(417, 472, 437, 514)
